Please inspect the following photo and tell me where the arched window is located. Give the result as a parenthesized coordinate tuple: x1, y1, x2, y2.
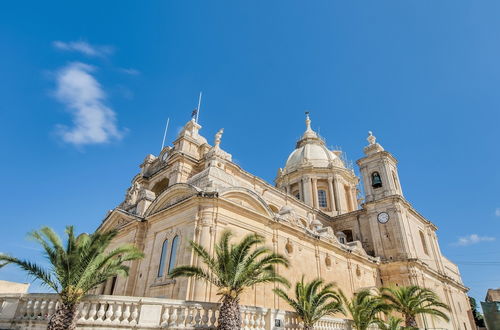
(157, 239, 169, 277)
(371, 172, 382, 188)
(167, 236, 180, 275)
(317, 190, 327, 208)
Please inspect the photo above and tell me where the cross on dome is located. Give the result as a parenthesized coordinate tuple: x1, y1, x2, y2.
(301, 111, 318, 140)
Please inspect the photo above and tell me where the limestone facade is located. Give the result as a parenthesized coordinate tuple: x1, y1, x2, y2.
(94, 115, 473, 329)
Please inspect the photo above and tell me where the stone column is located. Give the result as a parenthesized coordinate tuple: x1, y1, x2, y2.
(351, 187, 357, 210)
(302, 176, 312, 206)
(312, 178, 319, 209)
(327, 177, 336, 213)
(333, 175, 344, 213)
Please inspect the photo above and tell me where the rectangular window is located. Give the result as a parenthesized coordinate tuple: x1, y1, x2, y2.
(318, 190, 327, 208)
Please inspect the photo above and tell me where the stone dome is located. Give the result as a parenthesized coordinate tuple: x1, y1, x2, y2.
(285, 142, 339, 170)
(283, 114, 344, 172)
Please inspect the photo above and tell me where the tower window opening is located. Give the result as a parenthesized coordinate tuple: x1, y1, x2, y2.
(318, 190, 327, 208)
(158, 239, 169, 277)
(371, 172, 382, 188)
(293, 191, 300, 200)
(419, 231, 429, 255)
(167, 236, 180, 275)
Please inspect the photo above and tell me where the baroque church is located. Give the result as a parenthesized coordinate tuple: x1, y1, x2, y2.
(95, 114, 473, 329)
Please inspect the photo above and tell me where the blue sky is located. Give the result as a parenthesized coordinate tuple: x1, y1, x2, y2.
(1, 0, 499, 305)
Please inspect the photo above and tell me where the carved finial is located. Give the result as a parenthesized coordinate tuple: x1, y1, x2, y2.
(214, 128, 224, 147)
(367, 131, 376, 145)
(305, 111, 311, 131)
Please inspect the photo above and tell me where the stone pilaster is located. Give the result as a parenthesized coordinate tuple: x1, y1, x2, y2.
(312, 178, 319, 209)
(327, 177, 336, 213)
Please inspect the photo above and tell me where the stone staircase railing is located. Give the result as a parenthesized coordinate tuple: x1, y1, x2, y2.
(0, 293, 355, 329)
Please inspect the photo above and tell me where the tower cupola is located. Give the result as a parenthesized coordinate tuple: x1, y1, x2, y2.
(357, 131, 403, 202)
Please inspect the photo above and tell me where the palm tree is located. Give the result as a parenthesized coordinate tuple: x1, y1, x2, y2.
(380, 285, 450, 328)
(377, 316, 405, 330)
(170, 230, 289, 330)
(273, 276, 343, 330)
(339, 289, 392, 330)
(0, 226, 144, 330)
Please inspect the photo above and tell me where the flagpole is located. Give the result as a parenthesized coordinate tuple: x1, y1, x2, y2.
(196, 92, 202, 123)
(161, 117, 170, 151)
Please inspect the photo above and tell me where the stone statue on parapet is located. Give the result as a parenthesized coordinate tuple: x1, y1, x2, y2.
(214, 128, 224, 148)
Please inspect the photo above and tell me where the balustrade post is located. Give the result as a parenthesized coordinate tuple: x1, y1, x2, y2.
(0, 296, 22, 320)
(96, 302, 106, 322)
(137, 302, 162, 327)
(193, 305, 202, 326)
(105, 302, 114, 322)
(267, 309, 285, 330)
(121, 303, 131, 325)
(87, 301, 97, 321)
(113, 303, 123, 324)
(129, 303, 139, 326)
(78, 302, 89, 323)
(201, 307, 210, 326)
(160, 305, 170, 326)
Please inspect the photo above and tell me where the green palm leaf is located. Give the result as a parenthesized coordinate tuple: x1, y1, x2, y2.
(273, 276, 344, 329)
(380, 285, 450, 327)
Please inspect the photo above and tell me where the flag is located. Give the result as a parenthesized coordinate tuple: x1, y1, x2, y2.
(191, 108, 198, 119)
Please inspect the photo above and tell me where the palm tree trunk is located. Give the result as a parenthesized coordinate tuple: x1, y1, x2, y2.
(47, 302, 78, 330)
(217, 295, 241, 330)
(405, 314, 418, 328)
(303, 325, 314, 330)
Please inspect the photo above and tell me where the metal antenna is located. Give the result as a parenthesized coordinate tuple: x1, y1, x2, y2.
(196, 92, 202, 123)
(161, 117, 170, 151)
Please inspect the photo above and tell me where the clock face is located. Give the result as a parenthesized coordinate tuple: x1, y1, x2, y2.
(377, 212, 389, 224)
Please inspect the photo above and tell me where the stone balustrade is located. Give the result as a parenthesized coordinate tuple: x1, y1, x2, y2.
(282, 312, 352, 329)
(0, 293, 355, 329)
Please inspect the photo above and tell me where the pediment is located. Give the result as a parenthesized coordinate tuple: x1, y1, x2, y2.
(220, 188, 274, 218)
(98, 209, 141, 232)
(145, 183, 201, 216)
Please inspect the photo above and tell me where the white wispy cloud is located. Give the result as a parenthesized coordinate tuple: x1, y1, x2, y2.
(453, 234, 496, 246)
(54, 62, 123, 146)
(53, 40, 114, 57)
(495, 208, 500, 217)
(119, 68, 140, 75)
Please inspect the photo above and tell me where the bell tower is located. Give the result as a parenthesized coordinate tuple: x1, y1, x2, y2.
(357, 131, 403, 202)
